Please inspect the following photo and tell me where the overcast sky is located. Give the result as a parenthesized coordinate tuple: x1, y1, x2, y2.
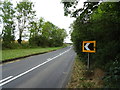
(1, 0, 86, 43)
(31, 0, 76, 43)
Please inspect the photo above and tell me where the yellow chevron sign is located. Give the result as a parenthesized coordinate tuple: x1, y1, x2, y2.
(82, 41, 96, 53)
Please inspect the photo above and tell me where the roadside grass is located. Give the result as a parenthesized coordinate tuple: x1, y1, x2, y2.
(2, 47, 62, 61)
(66, 56, 104, 88)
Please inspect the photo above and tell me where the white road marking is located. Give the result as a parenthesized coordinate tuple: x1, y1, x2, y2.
(0, 76, 13, 83)
(47, 58, 51, 61)
(0, 47, 72, 86)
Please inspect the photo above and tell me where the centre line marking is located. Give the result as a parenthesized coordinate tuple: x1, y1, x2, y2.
(0, 48, 72, 86)
(0, 76, 13, 83)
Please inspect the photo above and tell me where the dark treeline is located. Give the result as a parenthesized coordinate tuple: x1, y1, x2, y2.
(0, 0, 67, 49)
(63, 0, 120, 88)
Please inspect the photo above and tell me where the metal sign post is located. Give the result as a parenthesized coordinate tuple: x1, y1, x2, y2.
(87, 53, 90, 69)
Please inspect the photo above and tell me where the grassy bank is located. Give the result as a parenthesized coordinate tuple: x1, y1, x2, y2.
(2, 47, 63, 61)
(66, 56, 104, 88)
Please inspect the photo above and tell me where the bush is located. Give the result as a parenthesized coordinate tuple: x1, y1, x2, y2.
(2, 42, 21, 49)
(103, 56, 120, 88)
(2, 41, 30, 50)
(71, 2, 120, 87)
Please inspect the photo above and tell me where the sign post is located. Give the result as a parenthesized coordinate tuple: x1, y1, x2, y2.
(87, 53, 90, 69)
(82, 41, 96, 69)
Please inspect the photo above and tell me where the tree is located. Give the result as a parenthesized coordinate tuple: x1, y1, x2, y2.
(62, 0, 99, 17)
(29, 19, 67, 47)
(52, 28, 67, 46)
(29, 17, 45, 46)
(0, 1, 15, 46)
(42, 21, 67, 47)
(41, 21, 54, 46)
(29, 17, 44, 38)
(65, 1, 120, 87)
(15, 1, 35, 44)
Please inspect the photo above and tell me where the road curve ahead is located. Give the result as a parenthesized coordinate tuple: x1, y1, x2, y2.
(1, 46, 76, 88)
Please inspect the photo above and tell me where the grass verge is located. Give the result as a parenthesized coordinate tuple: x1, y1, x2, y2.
(66, 56, 104, 88)
(2, 47, 63, 62)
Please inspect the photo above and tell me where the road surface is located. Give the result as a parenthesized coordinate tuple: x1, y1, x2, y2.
(0, 46, 76, 88)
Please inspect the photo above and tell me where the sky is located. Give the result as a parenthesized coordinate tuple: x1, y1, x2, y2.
(1, 0, 86, 43)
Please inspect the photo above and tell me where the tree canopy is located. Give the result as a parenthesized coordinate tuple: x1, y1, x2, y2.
(1, 0, 67, 48)
(62, 0, 120, 88)
(0, 1, 15, 47)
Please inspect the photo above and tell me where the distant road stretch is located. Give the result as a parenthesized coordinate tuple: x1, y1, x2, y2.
(1, 46, 76, 88)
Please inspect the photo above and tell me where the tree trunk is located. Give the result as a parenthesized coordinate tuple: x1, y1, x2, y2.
(18, 31, 22, 44)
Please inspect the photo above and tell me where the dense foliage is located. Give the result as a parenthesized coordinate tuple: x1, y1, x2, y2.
(29, 21, 67, 47)
(15, 1, 36, 44)
(0, 0, 67, 49)
(0, 1, 15, 48)
(63, 1, 120, 88)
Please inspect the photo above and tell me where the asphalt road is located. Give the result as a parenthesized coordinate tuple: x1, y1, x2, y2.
(1, 46, 76, 88)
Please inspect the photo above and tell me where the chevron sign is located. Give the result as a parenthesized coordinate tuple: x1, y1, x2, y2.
(82, 41, 96, 53)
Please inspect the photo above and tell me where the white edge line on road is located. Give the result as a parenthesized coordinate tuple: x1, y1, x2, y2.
(0, 47, 72, 87)
(0, 76, 13, 83)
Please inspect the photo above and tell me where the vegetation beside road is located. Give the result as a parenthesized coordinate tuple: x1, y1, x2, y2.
(2, 47, 63, 62)
(0, 0, 68, 63)
(63, 1, 120, 88)
(67, 56, 104, 88)
(1, 0, 67, 49)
